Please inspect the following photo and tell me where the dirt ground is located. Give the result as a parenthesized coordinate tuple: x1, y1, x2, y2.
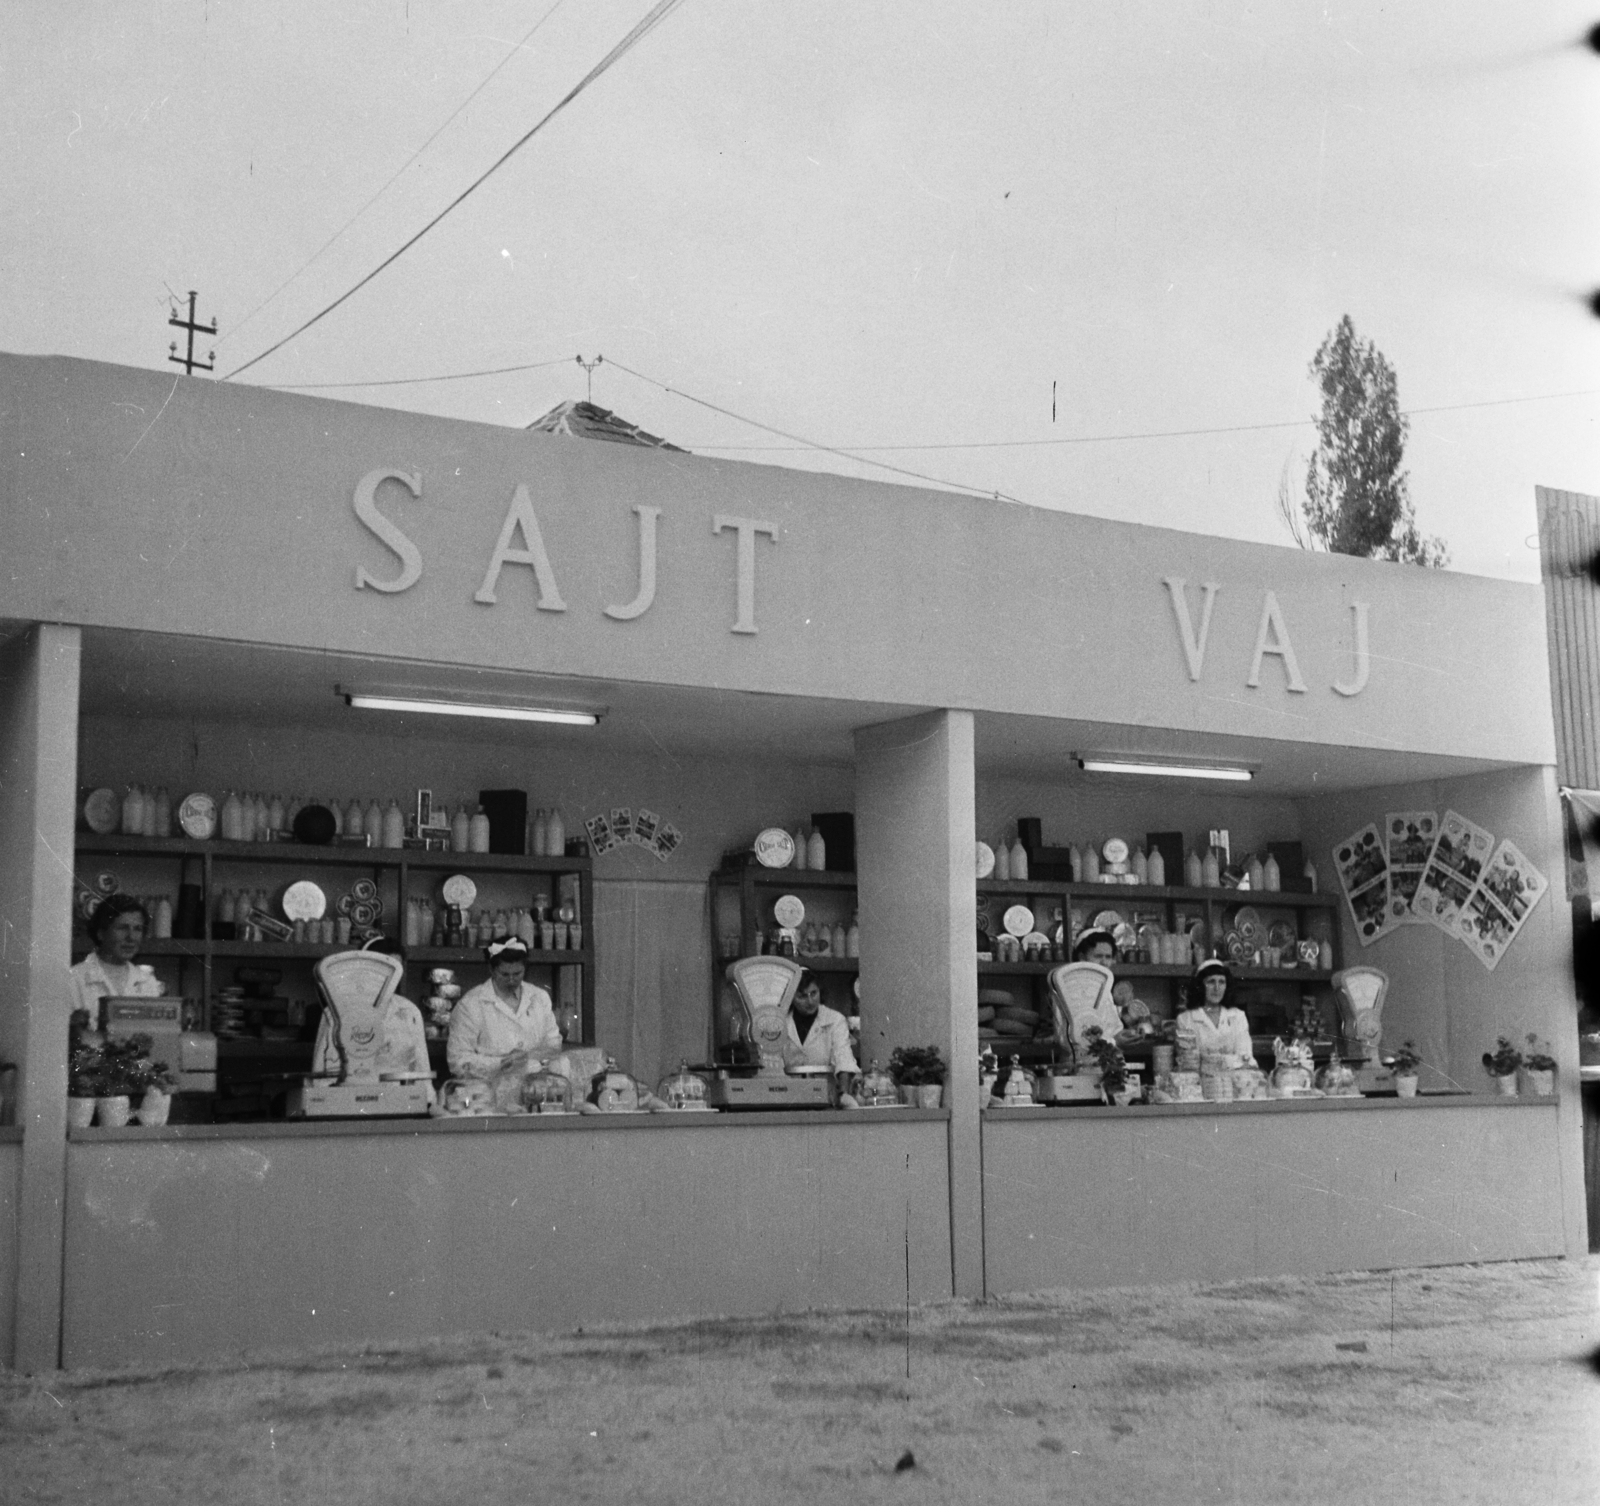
(4, 1256, 1597, 1505)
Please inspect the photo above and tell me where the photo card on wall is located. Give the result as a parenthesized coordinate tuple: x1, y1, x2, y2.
(1411, 809, 1494, 936)
(1385, 810, 1437, 925)
(1332, 823, 1395, 947)
(1454, 838, 1548, 971)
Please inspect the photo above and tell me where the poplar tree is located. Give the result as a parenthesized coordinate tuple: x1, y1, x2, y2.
(1283, 316, 1448, 567)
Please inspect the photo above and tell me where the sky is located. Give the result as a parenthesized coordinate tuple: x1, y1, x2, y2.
(3, 1, 1597, 581)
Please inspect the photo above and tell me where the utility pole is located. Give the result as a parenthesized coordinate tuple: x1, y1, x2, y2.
(168, 291, 217, 375)
(575, 353, 603, 403)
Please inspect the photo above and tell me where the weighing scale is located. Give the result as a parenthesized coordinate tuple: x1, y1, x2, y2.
(285, 951, 432, 1118)
(1046, 962, 1122, 1051)
(704, 954, 832, 1110)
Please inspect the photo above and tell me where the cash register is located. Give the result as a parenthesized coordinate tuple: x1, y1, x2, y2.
(705, 955, 833, 1110)
(285, 950, 432, 1118)
(101, 996, 217, 1096)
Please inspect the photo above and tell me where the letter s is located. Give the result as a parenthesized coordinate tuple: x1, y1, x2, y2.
(352, 468, 422, 592)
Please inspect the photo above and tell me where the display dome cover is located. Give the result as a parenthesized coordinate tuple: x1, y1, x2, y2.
(658, 1060, 710, 1109)
(855, 1061, 898, 1108)
(520, 1066, 575, 1113)
(588, 1056, 644, 1111)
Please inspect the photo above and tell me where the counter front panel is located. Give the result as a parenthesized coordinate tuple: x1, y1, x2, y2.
(61, 1113, 953, 1369)
(982, 1096, 1565, 1294)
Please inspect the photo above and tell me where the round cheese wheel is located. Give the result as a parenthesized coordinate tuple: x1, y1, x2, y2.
(178, 792, 217, 840)
(1002, 904, 1034, 938)
(773, 894, 805, 928)
(975, 841, 995, 879)
(83, 788, 120, 835)
(440, 874, 477, 909)
(282, 879, 327, 921)
(753, 828, 796, 867)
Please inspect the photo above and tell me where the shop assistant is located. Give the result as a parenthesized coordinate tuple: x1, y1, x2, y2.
(70, 894, 162, 1028)
(1175, 959, 1254, 1062)
(311, 937, 433, 1101)
(447, 936, 563, 1079)
(785, 968, 858, 1099)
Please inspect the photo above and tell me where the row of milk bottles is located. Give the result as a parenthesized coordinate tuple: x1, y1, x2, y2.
(117, 784, 567, 856)
(786, 827, 828, 870)
(988, 834, 1299, 892)
(405, 902, 582, 951)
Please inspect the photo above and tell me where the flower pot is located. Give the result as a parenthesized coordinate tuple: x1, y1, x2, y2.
(1394, 1074, 1419, 1098)
(137, 1088, 172, 1126)
(1492, 1073, 1518, 1097)
(67, 1096, 96, 1130)
(95, 1094, 132, 1128)
(898, 1084, 919, 1106)
(916, 1083, 944, 1109)
(1522, 1068, 1554, 1098)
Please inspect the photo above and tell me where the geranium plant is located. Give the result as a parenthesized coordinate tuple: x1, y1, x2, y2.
(68, 1043, 106, 1099)
(1481, 1037, 1522, 1078)
(888, 1045, 947, 1087)
(1389, 1040, 1422, 1077)
(1523, 1035, 1556, 1073)
(1082, 1026, 1128, 1099)
(96, 1035, 176, 1097)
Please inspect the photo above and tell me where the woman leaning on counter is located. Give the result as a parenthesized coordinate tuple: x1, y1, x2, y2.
(70, 894, 163, 1028)
(447, 935, 563, 1079)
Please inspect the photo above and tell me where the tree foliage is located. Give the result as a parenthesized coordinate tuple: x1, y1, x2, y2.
(1291, 316, 1448, 567)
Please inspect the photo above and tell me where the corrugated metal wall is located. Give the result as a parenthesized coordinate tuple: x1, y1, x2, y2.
(1536, 486, 1600, 789)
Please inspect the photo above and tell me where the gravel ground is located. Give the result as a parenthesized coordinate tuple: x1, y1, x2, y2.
(4, 1256, 1597, 1504)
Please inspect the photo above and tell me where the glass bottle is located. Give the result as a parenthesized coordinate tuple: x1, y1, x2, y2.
(469, 805, 491, 854)
(451, 803, 470, 853)
(546, 807, 564, 856)
(1010, 837, 1028, 882)
(995, 839, 1010, 881)
(532, 808, 548, 857)
(1147, 846, 1165, 887)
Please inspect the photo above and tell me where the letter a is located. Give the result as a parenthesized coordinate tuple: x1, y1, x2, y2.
(1247, 591, 1308, 692)
(474, 485, 567, 609)
(1163, 577, 1219, 681)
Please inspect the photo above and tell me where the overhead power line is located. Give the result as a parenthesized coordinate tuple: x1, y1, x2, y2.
(223, 0, 690, 381)
(264, 356, 577, 390)
(219, 0, 573, 356)
(602, 358, 1028, 502)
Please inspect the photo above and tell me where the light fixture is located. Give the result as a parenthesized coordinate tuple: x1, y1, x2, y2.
(344, 693, 600, 727)
(1077, 756, 1252, 782)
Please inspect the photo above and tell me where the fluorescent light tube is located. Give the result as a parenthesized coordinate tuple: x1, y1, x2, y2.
(1078, 758, 1251, 782)
(346, 694, 599, 727)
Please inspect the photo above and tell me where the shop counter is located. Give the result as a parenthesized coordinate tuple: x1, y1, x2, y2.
(983, 1093, 1565, 1295)
(61, 1109, 954, 1370)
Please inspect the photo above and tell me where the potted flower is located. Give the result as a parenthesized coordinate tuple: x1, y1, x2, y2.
(1521, 1035, 1556, 1098)
(67, 1042, 104, 1129)
(1389, 1040, 1422, 1098)
(889, 1045, 947, 1108)
(1083, 1027, 1134, 1105)
(1481, 1036, 1522, 1096)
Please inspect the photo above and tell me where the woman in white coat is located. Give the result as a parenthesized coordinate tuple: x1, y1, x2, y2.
(447, 936, 563, 1080)
(1174, 959, 1254, 1064)
(70, 894, 163, 1029)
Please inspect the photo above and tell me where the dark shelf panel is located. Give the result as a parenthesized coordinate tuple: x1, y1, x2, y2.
(977, 878, 1337, 909)
(76, 833, 590, 875)
(406, 946, 590, 966)
(734, 868, 859, 890)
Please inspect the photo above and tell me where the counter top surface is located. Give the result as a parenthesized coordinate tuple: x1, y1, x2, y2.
(68, 1106, 951, 1142)
(985, 1091, 1557, 1120)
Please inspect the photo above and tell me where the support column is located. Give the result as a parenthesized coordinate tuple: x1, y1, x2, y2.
(854, 710, 981, 1298)
(0, 624, 81, 1371)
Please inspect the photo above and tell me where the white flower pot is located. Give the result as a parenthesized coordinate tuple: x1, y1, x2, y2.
(917, 1083, 944, 1109)
(95, 1094, 132, 1128)
(1522, 1068, 1554, 1098)
(67, 1096, 96, 1130)
(137, 1088, 172, 1126)
(1492, 1073, 1518, 1097)
(1394, 1075, 1419, 1098)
